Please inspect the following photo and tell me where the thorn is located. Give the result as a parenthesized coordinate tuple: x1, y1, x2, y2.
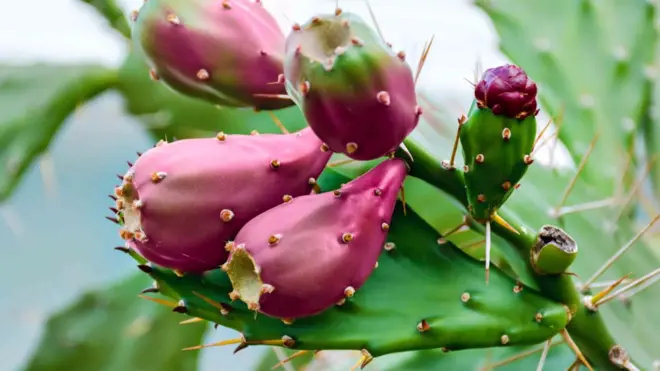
(550, 198, 616, 218)
(485, 221, 491, 284)
(350, 349, 374, 371)
(105, 216, 119, 224)
(270, 350, 310, 370)
(581, 214, 659, 290)
(414, 34, 435, 86)
(180, 317, 205, 325)
(609, 155, 657, 229)
(328, 158, 356, 168)
(491, 212, 520, 235)
(253, 94, 293, 101)
(183, 336, 245, 351)
(138, 294, 177, 308)
(553, 133, 600, 213)
(446, 115, 466, 169)
(140, 286, 159, 294)
(532, 118, 553, 152)
(137, 264, 153, 273)
(114, 246, 130, 253)
(480, 338, 564, 371)
(172, 300, 188, 313)
(589, 274, 631, 305)
(560, 329, 594, 371)
(597, 267, 660, 306)
(265, 111, 289, 134)
(192, 291, 231, 315)
(108, 195, 117, 201)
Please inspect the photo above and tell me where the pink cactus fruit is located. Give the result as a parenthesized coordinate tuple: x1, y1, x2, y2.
(131, 0, 292, 110)
(112, 128, 332, 273)
(283, 12, 421, 161)
(223, 157, 408, 319)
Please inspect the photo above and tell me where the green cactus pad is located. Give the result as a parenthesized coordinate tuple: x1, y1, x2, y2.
(460, 101, 537, 221)
(129, 168, 570, 357)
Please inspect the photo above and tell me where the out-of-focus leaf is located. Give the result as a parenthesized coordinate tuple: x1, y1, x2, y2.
(0, 64, 118, 203)
(21, 273, 208, 371)
(252, 348, 316, 371)
(116, 50, 308, 141)
(79, 0, 132, 39)
(476, 0, 656, 194)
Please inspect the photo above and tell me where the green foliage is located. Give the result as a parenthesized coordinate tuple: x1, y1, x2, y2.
(22, 273, 209, 371)
(0, 64, 118, 203)
(476, 0, 657, 194)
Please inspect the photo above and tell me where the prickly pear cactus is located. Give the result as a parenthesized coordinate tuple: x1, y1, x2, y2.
(282, 11, 420, 161)
(131, 0, 292, 110)
(13, 0, 660, 370)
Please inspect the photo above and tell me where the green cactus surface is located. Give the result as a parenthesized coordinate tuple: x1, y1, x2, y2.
(460, 101, 537, 221)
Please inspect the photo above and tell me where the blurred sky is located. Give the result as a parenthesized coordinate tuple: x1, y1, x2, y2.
(0, 1, 555, 370)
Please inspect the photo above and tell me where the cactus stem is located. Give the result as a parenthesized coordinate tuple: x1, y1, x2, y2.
(414, 35, 434, 86)
(548, 197, 616, 218)
(485, 220, 491, 284)
(560, 329, 594, 371)
(596, 267, 660, 306)
(191, 291, 230, 315)
(138, 294, 178, 308)
(349, 349, 374, 371)
(581, 214, 660, 291)
(265, 111, 289, 134)
(383, 242, 395, 251)
(179, 317, 205, 325)
(328, 158, 356, 168)
(446, 115, 467, 170)
(270, 350, 311, 370)
(608, 155, 657, 230)
(552, 133, 600, 214)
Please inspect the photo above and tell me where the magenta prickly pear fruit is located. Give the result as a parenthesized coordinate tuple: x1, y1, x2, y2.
(131, 0, 292, 110)
(223, 158, 408, 319)
(112, 128, 332, 273)
(282, 11, 420, 161)
(474, 64, 538, 119)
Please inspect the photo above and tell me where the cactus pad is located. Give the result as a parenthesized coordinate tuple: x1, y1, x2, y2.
(113, 128, 331, 273)
(223, 158, 408, 319)
(131, 0, 291, 110)
(283, 12, 420, 160)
